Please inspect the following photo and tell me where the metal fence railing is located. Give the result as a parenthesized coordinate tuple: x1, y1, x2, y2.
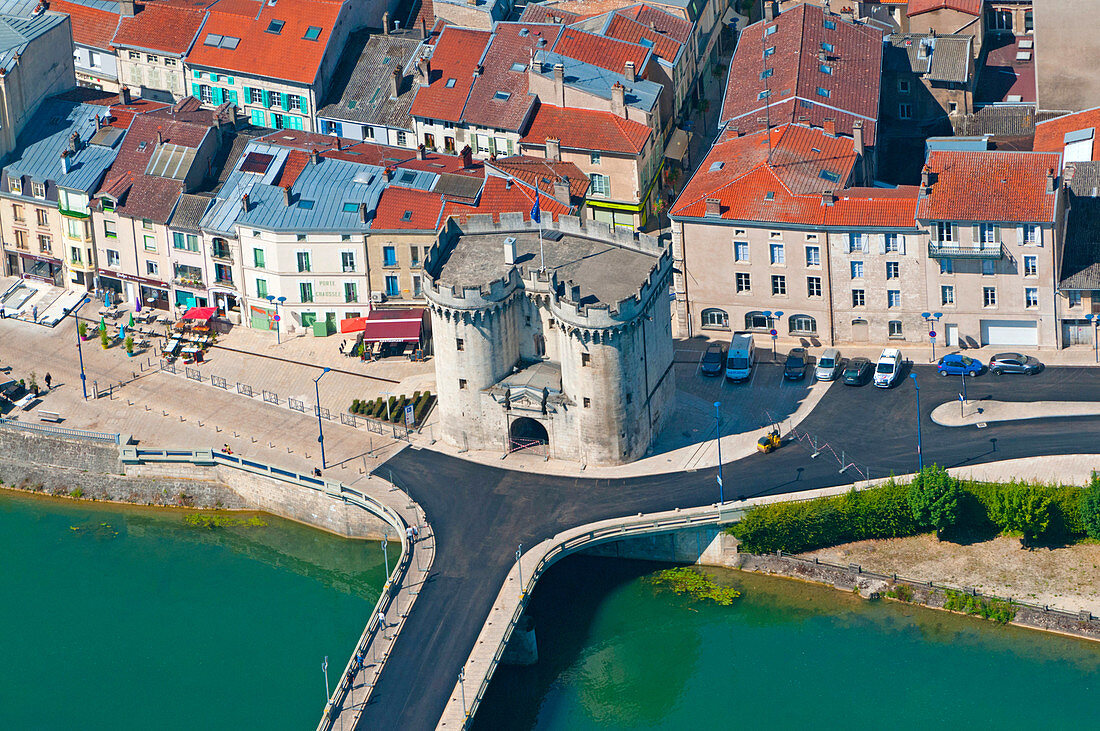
(0, 417, 120, 445)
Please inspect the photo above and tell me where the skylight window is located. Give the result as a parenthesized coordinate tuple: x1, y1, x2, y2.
(266, 19, 284, 34)
(816, 87, 831, 97)
(221, 36, 239, 49)
(494, 91, 511, 101)
(760, 68, 773, 79)
(303, 26, 322, 41)
(203, 33, 222, 47)
(445, 78, 457, 88)
(819, 169, 840, 182)
(709, 161, 724, 171)
(757, 89, 771, 100)
(763, 46, 775, 57)
(824, 19, 836, 30)
(342, 202, 358, 213)
(401, 210, 414, 221)
(765, 24, 777, 36)
(639, 37, 654, 48)
(764, 191, 775, 200)
(820, 64, 832, 74)
(821, 42, 834, 53)
(510, 62, 526, 72)
(298, 200, 315, 209)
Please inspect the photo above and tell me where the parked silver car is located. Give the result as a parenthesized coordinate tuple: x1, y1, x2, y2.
(815, 348, 842, 381)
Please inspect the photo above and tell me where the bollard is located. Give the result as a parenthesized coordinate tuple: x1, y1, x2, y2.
(215, 426, 221, 432)
(198, 420, 204, 427)
(251, 436, 256, 443)
(145, 405, 150, 411)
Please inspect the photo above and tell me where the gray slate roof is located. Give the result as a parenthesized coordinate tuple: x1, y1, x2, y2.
(168, 192, 212, 232)
(531, 51, 661, 113)
(1059, 192, 1100, 290)
(318, 30, 423, 130)
(887, 34, 971, 84)
(0, 8, 67, 73)
(4, 98, 118, 192)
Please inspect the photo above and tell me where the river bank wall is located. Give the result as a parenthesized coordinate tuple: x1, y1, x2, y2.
(582, 526, 1100, 643)
(0, 428, 388, 539)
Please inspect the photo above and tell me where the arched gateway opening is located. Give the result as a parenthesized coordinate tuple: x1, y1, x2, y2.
(509, 417, 549, 455)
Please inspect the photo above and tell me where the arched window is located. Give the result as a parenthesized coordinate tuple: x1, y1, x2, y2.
(889, 320, 904, 338)
(789, 314, 816, 334)
(701, 308, 729, 330)
(745, 311, 771, 330)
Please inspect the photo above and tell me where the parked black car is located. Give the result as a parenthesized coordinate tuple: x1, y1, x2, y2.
(988, 352, 1043, 375)
(842, 357, 872, 386)
(783, 348, 809, 380)
(700, 343, 725, 376)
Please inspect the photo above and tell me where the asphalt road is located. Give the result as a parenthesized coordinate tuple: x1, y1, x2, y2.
(358, 365, 1100, 729)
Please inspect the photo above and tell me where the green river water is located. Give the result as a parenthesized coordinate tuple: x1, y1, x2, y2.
(477, 555, 1100, 730)
(0, 491, 384, 730)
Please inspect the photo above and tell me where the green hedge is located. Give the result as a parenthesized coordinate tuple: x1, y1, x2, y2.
(731, 473, 1094, 554)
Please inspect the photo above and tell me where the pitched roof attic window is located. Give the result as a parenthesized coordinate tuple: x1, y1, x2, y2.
(510, 62, 526, 72)
(820, 64, 832, 74)
(204, 33, 222, 46)
(764, 46, 775, 57)
(445, 78, 457, 88)
(816, 86, 831, 97)
(765, 24, 777, 36)
(639, 37, 653, 48)
(266, 19, 284, 34)
(709, 160, 724, 171)
(303, 26, 322, 41)
(758, 89, 770, 100)
(402, 210, 414, 221)
(298, 199, 315, 209)
(824, 19, 836, 30)
(342, 202, 358, 212)
(494, 91, 511, 101)
(760, 67, 773, 79)
(764, 191, 775, 200)
(819, 169, 840, 182)
(821, 42, 835, 53)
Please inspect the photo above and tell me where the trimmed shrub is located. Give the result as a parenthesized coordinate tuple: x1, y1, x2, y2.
(414, 391, 434, 423)
(351, 399, 361, 414)
(908, 464, 962, 538)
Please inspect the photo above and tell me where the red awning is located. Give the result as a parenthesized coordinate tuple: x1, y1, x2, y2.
(182, 306, 217, 321)
(340, 316, 369, 333)
(362, 318, 422, 343)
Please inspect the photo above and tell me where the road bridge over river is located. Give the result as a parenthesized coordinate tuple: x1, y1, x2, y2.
(330, 365, 1100, 729)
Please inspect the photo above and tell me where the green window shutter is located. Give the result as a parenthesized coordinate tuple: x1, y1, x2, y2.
(280, 93, 290, 111)
(228, 90, 238, 104)
(298, 95, 308, 114)
(250, 109, 265, 126)
(211, 73, 219, 82)
(192, 83, 201, 97)
(227, 76, 234, 85)
(193, 70, 201, 79)
(264, 90, 273, 108)
(211, 87, 223, 104)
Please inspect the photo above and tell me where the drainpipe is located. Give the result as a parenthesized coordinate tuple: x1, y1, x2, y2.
(823, 229, 835, 345)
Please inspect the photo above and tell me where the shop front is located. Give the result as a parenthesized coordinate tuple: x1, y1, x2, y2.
(98, 270, 171, 310)
(20, 253, 63, 285)
(210, 288, 242, 324)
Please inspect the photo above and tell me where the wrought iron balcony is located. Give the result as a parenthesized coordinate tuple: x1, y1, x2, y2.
(927, 242, 1004, 260)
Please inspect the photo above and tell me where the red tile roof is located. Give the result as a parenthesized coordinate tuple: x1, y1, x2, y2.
(487, 155, 590, 202)
(462, 23, 563, 133)
(409, 26, 492, 123)
(372, 186, 445, 230)
(443, 175, 571, 223)
(112, 2, 208, 55)
(1034, 108, 1100, 157)
(183, 0, 345, 84)
(602, 12, 682, 63)
(273, 149, 310, 188)
(51, 0, 119, 51)
(521, 103, 651, 154)
(721, 3, 882, 146)
(552, 27, 650, 76)
(907, 0, 982, 17)
(252, 130, 486, 176)
(541, 0, 645, 19)
(617, 4, 692, 45)
(668, 123, 913, 227)
(916, 150, 1061, 223)
(519, 4, 582, 24)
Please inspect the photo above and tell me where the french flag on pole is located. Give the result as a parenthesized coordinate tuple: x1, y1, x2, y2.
(531, 187, 541, 224)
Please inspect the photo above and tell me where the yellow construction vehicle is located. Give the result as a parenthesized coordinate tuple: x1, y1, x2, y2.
(756, 429, 781, 454)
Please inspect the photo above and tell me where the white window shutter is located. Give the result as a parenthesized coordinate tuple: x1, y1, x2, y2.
(898, 234, 907, 255)
(952, 223, 959, 242)
(1036, 226, 1044, 245)
(972, 224, 980, 241)
(877, 234, 886, 254)
(861, 234, 869, 253)
(1016, 225, 1024, 244)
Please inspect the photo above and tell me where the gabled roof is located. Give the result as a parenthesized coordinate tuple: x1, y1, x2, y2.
(0, 7, 67, 72)
(183, 0, 344, 84)
(111, 1, 208, 56)
(531, 50, 662, 112)
(521, 103, 651, 154)
(4, 98, 118, 192)
(907, 0, 981, 17)
(318, 29, 423, 130)
(167, 192, 212, 232)
(487, 155, 589, 202)
(552, 26, 650, 75)
(519, 3, 581, 24)
(887, 33, 971, 84)
(372, 186, 445, 230)
(442, 174, 571, 223)
(1059, 164, 1100, 289)
(409, 25, 491, 123)
(51, 0, 119, 51)
(462, 23, 563, 133)
(1034, 107, 1100, 159)
(601, 12, 682, 64)
(721, 3, 882, 146)
(916, 150, 1061, 223)
(616, 3, 691, 44)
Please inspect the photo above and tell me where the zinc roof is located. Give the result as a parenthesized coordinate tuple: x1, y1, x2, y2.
(0, 8, 67, 72)
(531, 50, 662, 112)
(317, 30, 424, 130)
(4, 99, 117, 192)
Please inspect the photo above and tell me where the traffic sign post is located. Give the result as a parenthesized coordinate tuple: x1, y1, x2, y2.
(770, 328, 778, 360)
(404, 403, 415, 426)
(929, 330, 937, 363)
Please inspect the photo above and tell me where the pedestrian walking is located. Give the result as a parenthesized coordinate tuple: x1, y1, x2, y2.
(377, 610, 386, 629)
(0, 304, 6, 319)
(405, 526, 414, 543)
(412, 524, 420, 541)
(31, 304, 37, 322)
(44, 373, 52, 390)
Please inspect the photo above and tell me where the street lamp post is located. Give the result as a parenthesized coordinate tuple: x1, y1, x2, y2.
(322, 656, 330, 705)
(265, 294, 287, 345)
(381, 531, 389, 578)
(71, 294, 90, 400)
(910, 373, 923, 474)
(313, 367, 331, 469)
(1088, 314, 1098, 363)
(714, 401, 724, 505)
(516, 544, 524, 595)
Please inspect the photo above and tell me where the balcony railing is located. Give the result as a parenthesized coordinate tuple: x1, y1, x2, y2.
(174, 277, 205, 290)
(211, 249, 233, 262)
(928, 242, 1004, 260)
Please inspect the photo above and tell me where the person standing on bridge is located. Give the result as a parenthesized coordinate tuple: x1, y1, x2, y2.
(406, 526, 414, 544)
(377, 610, 386, 629)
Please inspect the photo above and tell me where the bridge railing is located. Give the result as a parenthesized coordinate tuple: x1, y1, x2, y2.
(0, 417, 120, 444)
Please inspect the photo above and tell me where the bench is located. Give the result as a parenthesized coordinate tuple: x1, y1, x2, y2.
(37, 410, 61, 423)
(13, 393, 35, 410)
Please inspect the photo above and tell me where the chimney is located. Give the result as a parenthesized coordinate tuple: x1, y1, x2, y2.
(1047, 168, 1057, 193)
(553, 63, 565, 107)
(119, 86, 131, 105)
(60, 150, 71, 175)
(764, 0, 775, 21)
(553, 176, 570, 202)
(241, 193, 249, 212)
(309, 149, 319, 165)
(570, 282, 581, 301)
(853, 120, 864, 156)
(650, 21, 656, 31)
(68, 131, 79, 152)
(384, 167, 394, 181)
(505, 178, 512, 189)
(624, 60, 636, 82)
(611, 82, 626, 118)
(461, 144, 472, 168)
(818, 50, 827, 63)
(504, 236, 517, 264)
(283, 186, 291, 206)
(390, 67, 401, 99)
(920, 165, 931, 194)
(421, 18, 427, 39)
(823, 117, 836, 137)
(156, 129, 163, 145)
(545, 137, 560, 162)
(119, 0, 134, 16)
(705, 198, 721, 216)
(382, 11, 389, 34)
(821, 190, 834, 206)
(416, 56, 431, 87)
(417, 143, 427, 160)
(95, 114, 103, 129)
(359, 202, 368, 223)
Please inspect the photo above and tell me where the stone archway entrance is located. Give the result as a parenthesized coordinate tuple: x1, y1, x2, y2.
(509, 417, 549, 456)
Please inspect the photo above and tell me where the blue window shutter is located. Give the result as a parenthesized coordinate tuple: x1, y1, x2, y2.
(250, 109, 265, 126)
(298, 95, 308, 114)
(211, 87, 223, 104)
(263, 90, 271, 108)
(280, 93, 290, 111)
(228, 90, 238, 104)
(243, 86, 251, 103)
(211, 73, 219, 82)
(193, 70, 201, 79)
(192, 83, 201, 97)
(227, 76, 234, 85)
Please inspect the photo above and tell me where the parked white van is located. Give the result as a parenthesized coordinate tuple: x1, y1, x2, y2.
(873, 348, 903, 388)
(725, 332, 755, 381)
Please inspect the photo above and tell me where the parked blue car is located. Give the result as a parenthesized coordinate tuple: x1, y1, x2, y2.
(936, 353, 982, 377)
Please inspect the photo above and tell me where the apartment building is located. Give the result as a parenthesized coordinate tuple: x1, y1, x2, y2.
(883, 33, 974, 131)
(51, 0, 121, 92)
(183, 0, 352, 132)
(112, 0, 208, 101)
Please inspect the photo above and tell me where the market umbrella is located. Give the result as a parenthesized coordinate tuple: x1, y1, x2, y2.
(98, 317, 105, 333)
(128, 313, 134, 329)
(120, 324, 125, 339)
(135, 295, 142, 313)
(104, 290, 110, 307)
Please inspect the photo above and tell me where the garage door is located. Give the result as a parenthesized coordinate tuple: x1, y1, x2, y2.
(980, 319, 1038, 346)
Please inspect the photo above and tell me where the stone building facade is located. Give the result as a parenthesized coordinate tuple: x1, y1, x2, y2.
(424, 214, 674, 465)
